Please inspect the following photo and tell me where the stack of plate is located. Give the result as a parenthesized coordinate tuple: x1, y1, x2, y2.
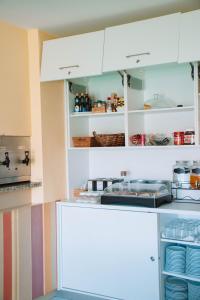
(165, 245, 186, 274)
(186, 246, 200, 277)
(165, 277, 188, 300)
(188, 281, 200, 300)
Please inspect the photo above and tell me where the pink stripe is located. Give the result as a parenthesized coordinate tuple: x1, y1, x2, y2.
(31, 205, 44, 298)
(3, 212, 12, 300)
(55, 201, 59, 288)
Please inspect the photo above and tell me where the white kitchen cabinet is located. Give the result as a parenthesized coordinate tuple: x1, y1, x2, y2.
(179, 10, 200, 63)
(57, 203, 160, 300)
(103, 13, 180, 72)
(40, 30, 104, 82)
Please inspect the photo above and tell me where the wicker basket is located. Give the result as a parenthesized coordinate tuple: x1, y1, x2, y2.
(72, 137, 95, 147)
(93, 131, 125, 147)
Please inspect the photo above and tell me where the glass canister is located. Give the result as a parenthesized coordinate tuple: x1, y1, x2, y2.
(190, 161, 200, 189)
(173, 161, 191, 187)
(184, 129, 195, 145)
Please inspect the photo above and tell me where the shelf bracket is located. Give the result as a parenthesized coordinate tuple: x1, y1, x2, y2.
(118, 71, 143, 90)
(190, 63, 200, 80)
(127, 73, 143, 90)
(190, 63, 194, 80)
(68, 82, 87, 94)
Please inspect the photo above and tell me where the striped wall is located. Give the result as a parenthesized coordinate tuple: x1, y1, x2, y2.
(0, 201, 57, 300)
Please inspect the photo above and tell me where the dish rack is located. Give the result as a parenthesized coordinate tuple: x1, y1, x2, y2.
(172, 182, 200, 203)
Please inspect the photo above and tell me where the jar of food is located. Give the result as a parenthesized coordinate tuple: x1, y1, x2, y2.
(190, 161, 200, 189)
(173, 161, 191, 187)
(129, 134, 146, 146)
(184, 129, 195, 145)
(174, 132, 184, 145)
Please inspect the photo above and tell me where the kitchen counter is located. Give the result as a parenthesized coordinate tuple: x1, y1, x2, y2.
(0, 181, 42, 211)
(0, 181, 41, 193)
(57, 199, 200, 300)
(58, 200, 200, 216)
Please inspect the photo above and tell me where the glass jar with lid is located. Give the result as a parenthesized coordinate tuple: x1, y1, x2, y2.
(184, 129, 195, 145)
(173, 161, 191, 188)
(190, 161, 200, 189)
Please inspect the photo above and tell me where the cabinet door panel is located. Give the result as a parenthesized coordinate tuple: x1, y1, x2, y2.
(179, 10, 200, 63)
(59, 205, 160, 300)
(41, 31, 104, 81)
(103, 13, 180, 72)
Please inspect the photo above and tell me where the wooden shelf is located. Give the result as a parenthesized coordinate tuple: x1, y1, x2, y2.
(128, 106, 194, 114)
(70, 111, 124, 118)
(162, 271, 200, 282)
(161, 238, 200, 247)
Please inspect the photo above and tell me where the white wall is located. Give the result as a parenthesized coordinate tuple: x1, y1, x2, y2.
(89, 148, 200, 181)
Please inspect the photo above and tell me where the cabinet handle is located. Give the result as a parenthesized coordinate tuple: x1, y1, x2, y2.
(59, 65, 80, 70)
(126, 52, 150, 58)
(150, 256, 155, 262)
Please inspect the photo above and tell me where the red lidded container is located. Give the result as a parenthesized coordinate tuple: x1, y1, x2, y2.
(174, 132, 184, 145)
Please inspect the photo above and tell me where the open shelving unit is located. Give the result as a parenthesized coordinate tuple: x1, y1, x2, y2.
(66, 62, 199, 150)
(64, 62, 200, 198)
(160, 213, 200, 299)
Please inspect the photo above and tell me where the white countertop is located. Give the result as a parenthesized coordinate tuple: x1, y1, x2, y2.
(57, 200, 200, 216)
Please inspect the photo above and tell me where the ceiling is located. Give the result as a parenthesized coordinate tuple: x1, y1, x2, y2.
(0, 0, 200, 37)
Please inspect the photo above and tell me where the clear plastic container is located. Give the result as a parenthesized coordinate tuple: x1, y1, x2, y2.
(103, 181, 170, 198)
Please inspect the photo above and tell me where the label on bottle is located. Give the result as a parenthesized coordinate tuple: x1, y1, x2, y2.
(87, 180, 93, 191)
(97, 180, 104, 191)
(184, 133, 195, 145)
(74, 105, 79, 112)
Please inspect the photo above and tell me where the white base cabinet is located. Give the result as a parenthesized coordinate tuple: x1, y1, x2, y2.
(57, 203, 160, 300)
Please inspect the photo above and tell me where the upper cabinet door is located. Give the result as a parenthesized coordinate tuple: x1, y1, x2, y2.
(40, 30, 104, 82)
(179, 10, 200, 63)
(103, 13, 180, 72)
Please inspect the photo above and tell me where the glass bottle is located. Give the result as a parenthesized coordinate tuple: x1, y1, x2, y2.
(190, 161, 200, 189)
(106, 97, 112, 113)
(80, 93, 86, 112)
(74, 93, 80, 112)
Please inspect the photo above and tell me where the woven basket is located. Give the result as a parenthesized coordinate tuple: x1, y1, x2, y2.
(72, 137, 95, 147)
(93, 131, 125, 147)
